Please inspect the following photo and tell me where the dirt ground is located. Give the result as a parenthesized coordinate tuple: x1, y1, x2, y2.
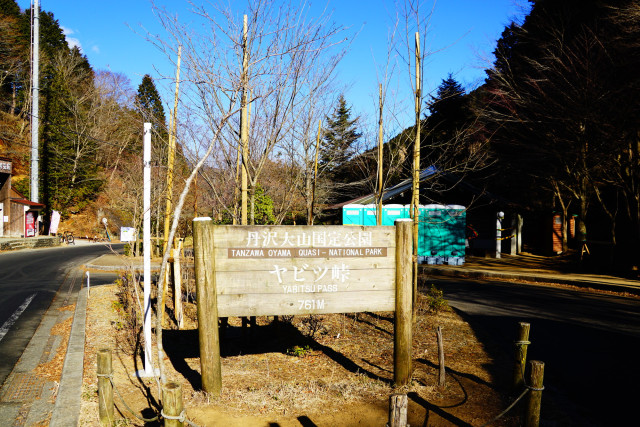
(77, 277, 518, 426)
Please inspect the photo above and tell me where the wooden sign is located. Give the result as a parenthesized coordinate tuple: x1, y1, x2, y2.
(208, 225, 396, 317)
(193, 218, 413, 395)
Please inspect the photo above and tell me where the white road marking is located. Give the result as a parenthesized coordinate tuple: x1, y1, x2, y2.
(0, 293, 37, 343)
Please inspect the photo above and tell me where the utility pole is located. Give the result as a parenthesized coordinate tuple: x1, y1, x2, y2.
(30, 0, 40, 203)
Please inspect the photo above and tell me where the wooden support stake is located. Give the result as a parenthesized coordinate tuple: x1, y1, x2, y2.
(174, 238, 184, 329)
(193, 218, 222, 395)
(437, 326, 446, 387)
(242, 316, 249, 336)
(162, 250, 173, 328)
(97, 348, 114, 426)
(394, 219, 413, 387)
(162, 382, 184, 427)
(524, 360, 545, 427)
(388, 393, 408, 427)
(513, 322, 531, 393)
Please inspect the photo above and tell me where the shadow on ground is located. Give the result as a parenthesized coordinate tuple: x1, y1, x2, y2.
(432, 277, 640, 426)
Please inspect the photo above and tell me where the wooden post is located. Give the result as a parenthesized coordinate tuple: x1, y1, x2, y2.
(510, 215, 517, 255)
(193, 218, 222, 395)
(388, 393, 408, 427)
(394, 219, 413, 387)
(517, 214, 524, 254)
(513, 322, 531, 393)
(97, 348, 114, 426)
(524, 360, 545, 427)
(437, 326, 445, 387)
(174, 238, 184, 329)
(162, 382, 184, 427)
(242, 316, 249, 335)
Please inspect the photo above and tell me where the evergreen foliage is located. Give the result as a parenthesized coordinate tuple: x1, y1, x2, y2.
(422, 74, 473, 166)
(0, 0, 20, 17)
(252, 184, 276, 224)
(479, 0, 640, 265)
(320, 95, 361, 176)
(136, 74, 168, 144)
(41, 48, 100, 216)
(427, 74, 469, 133)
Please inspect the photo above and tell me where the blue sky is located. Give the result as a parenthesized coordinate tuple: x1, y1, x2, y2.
(18, 0, 530, 129)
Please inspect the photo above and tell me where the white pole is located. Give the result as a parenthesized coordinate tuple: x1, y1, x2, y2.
(30, 0, 40, 203)
(496, 211, 504, 259)
(85, 271, 90, 297)
(138, 123, 154, 377)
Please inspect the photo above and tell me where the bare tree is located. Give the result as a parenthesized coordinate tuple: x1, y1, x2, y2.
(145, 0, 350, 385)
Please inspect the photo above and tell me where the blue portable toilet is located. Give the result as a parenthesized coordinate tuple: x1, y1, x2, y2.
(362, 204, 379, 226)
(420, 204, 447, 263)
(382, 204, 407, 226)
(443, 205, 466, 265)
(342, 204, 364, 225)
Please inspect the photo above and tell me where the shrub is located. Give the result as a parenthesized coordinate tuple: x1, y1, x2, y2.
(425, 284, 449, 314)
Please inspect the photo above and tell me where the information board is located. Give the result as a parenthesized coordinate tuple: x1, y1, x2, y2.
(210, 225, 396, 317)
(193, 218, 414, 395)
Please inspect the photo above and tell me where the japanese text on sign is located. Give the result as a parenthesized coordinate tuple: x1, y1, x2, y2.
(245, 229, 373, 248)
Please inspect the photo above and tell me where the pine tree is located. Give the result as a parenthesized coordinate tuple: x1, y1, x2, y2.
(320, 95, 361, 176)
(0, 0, 20, 18)
(426, 74, 470, 142)
(136, 74, 167, 145)
(41, 48, 100, 217)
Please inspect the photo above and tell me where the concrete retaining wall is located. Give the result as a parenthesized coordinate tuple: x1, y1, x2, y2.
(0, 237, 59, 251)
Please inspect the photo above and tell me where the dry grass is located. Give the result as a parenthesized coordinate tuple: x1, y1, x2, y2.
(78, 280, 517, 426)
(32, 306, 75, 383)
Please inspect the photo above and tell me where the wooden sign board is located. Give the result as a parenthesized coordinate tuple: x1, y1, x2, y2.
(209, 225, 396, 316)
(193, 218, 413, 395)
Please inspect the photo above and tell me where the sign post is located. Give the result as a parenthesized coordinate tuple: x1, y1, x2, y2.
(193, 219, 413, 393)
(137, 123, 154, 378)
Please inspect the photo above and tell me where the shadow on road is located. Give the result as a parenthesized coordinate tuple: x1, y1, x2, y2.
(430, 276, 640, 426)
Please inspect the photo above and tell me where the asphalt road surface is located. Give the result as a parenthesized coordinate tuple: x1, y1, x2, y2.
(427, 275, 640, 426)
(0, 244, 117, 387)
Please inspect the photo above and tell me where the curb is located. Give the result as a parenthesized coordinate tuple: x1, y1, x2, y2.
(424, 266, 640, 296)
(83, 254, 162, 272)
(84, 264, 162, 272)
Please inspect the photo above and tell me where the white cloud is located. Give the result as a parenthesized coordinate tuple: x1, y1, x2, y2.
(61, 26, 83, 53)
(91, 45, 100, 54)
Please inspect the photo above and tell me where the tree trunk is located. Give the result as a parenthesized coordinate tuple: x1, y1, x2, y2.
(411, 32, 421, 317)
(577, 178, 588, 244)
(377, 84, 384, 226)
(306, 166, 313, 225)
(249, 186, 255, 225)
(240, 15, 249, 226)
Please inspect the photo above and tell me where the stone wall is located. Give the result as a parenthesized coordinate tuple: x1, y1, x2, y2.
(0, 237, 59, 251)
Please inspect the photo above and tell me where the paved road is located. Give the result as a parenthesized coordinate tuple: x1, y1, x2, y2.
(0, 244, 116, 387)
(428, 276, 640, 426)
